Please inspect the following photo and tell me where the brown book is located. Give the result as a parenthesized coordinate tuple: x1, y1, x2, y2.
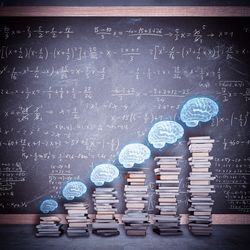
(193, 211, 212, 216)
(192, 168, 210, 172)
(95, 214, 114, 220)
(40, 216, 61, 222)
(127, 178, 145, 182)
(128, 174, 146, 178)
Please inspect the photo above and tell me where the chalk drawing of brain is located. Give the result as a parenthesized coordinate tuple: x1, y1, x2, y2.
(148, 121, 184, 149)
(62, 181, 87, 200)
(118, 143, 151, 168)
(90, 164, 119, 186)
(40, 199, 58, 214)
(180, 97, 219, 127)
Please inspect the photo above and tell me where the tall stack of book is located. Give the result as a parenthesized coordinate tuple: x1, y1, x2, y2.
(122, 170, 149, 236)
(153, 156, 182, 236)
(35, 216, 62, 237)
(92, 187, 120, 237)
(64, 202, 90, 237)
(187, 136, 216, 236)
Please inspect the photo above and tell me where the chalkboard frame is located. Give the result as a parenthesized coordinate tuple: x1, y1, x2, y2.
(0, 6, 249, 17)
(0, 5, 250, 225)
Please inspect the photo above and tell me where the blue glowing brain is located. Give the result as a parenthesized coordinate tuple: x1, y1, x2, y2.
(180, 97, 219, 127)
(62, 181, 87, 200)
(40, 199, 58, 214)
(148, 121, 184, 149)
(90, 164, 119, 186)
(118, 143, 151, 168)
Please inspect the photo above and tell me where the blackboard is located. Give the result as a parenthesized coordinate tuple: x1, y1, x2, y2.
(0, 17, 249, 215)
(2, 0, 250, 6)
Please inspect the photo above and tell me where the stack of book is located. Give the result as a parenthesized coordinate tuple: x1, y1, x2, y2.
(64, 202, 90, 237)
(187, 136, 216, 236)
(92, 187, 120, 237)
(35, 216, 62, 237)
(122, 170, 149, 236)
(153, 156, 182, 236)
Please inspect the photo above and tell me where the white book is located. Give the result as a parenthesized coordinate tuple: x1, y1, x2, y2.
(95, 196, 116, 200)
(156, 180, 179, 184)
(95, 188, 114, 192)
(154, 156, 182, 160)
(156, 161, 178, 165)
(189, 136, 211, 140)
(188, 185, 214, 189)
(127, 171, 145, 174)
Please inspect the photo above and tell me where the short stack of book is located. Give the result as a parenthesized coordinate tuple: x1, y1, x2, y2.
(64, 202, 90, 237)
(187, 136, 216, 236)
(92, 187, 120, 237)
(122, 170, 149, 236)
(153, 156, 182, 236)
(35, 216, 62, 237)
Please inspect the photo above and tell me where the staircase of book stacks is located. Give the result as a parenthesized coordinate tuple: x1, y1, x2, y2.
(92, 187, 120, 237)
(35, 216, 62, 237)
(122, 170, 149, 236)
(64, 202, 90, 237)
(187, 136, 216, 236)
(153, 156, 182, 236)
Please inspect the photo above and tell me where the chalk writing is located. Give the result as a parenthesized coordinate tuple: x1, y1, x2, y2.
(0, 26, 74, 40)
(0, 17, 249, 214)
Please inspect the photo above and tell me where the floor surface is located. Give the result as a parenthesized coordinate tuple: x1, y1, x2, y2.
(0, 225, 250, 250)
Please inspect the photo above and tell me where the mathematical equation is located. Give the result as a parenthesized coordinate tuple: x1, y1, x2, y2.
(0, 65, 106, 81)
(94, 25, 236, 43)
(216, 80, 250, 103)
(0, 202, 27, 209)
(211, 111, 249, 128)
(1, 45, 249, 61)
(0, 86, 93, 100)
(0, 25, 74, 40)
(48, 163, 76, 199)
(214, 156, 250, 212)
(0, 64, 224, 83)
(0, 162, 26, 196)
(223, 190, 250, 213)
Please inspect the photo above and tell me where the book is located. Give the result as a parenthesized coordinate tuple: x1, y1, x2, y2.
(153, 156, 182, 236)
(64, 202, 90, 237)
(122, 169, 149, 236)
(187, 136, 215, 236)
(35, 216, 62, 237)
(92, 187, 120, 237)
